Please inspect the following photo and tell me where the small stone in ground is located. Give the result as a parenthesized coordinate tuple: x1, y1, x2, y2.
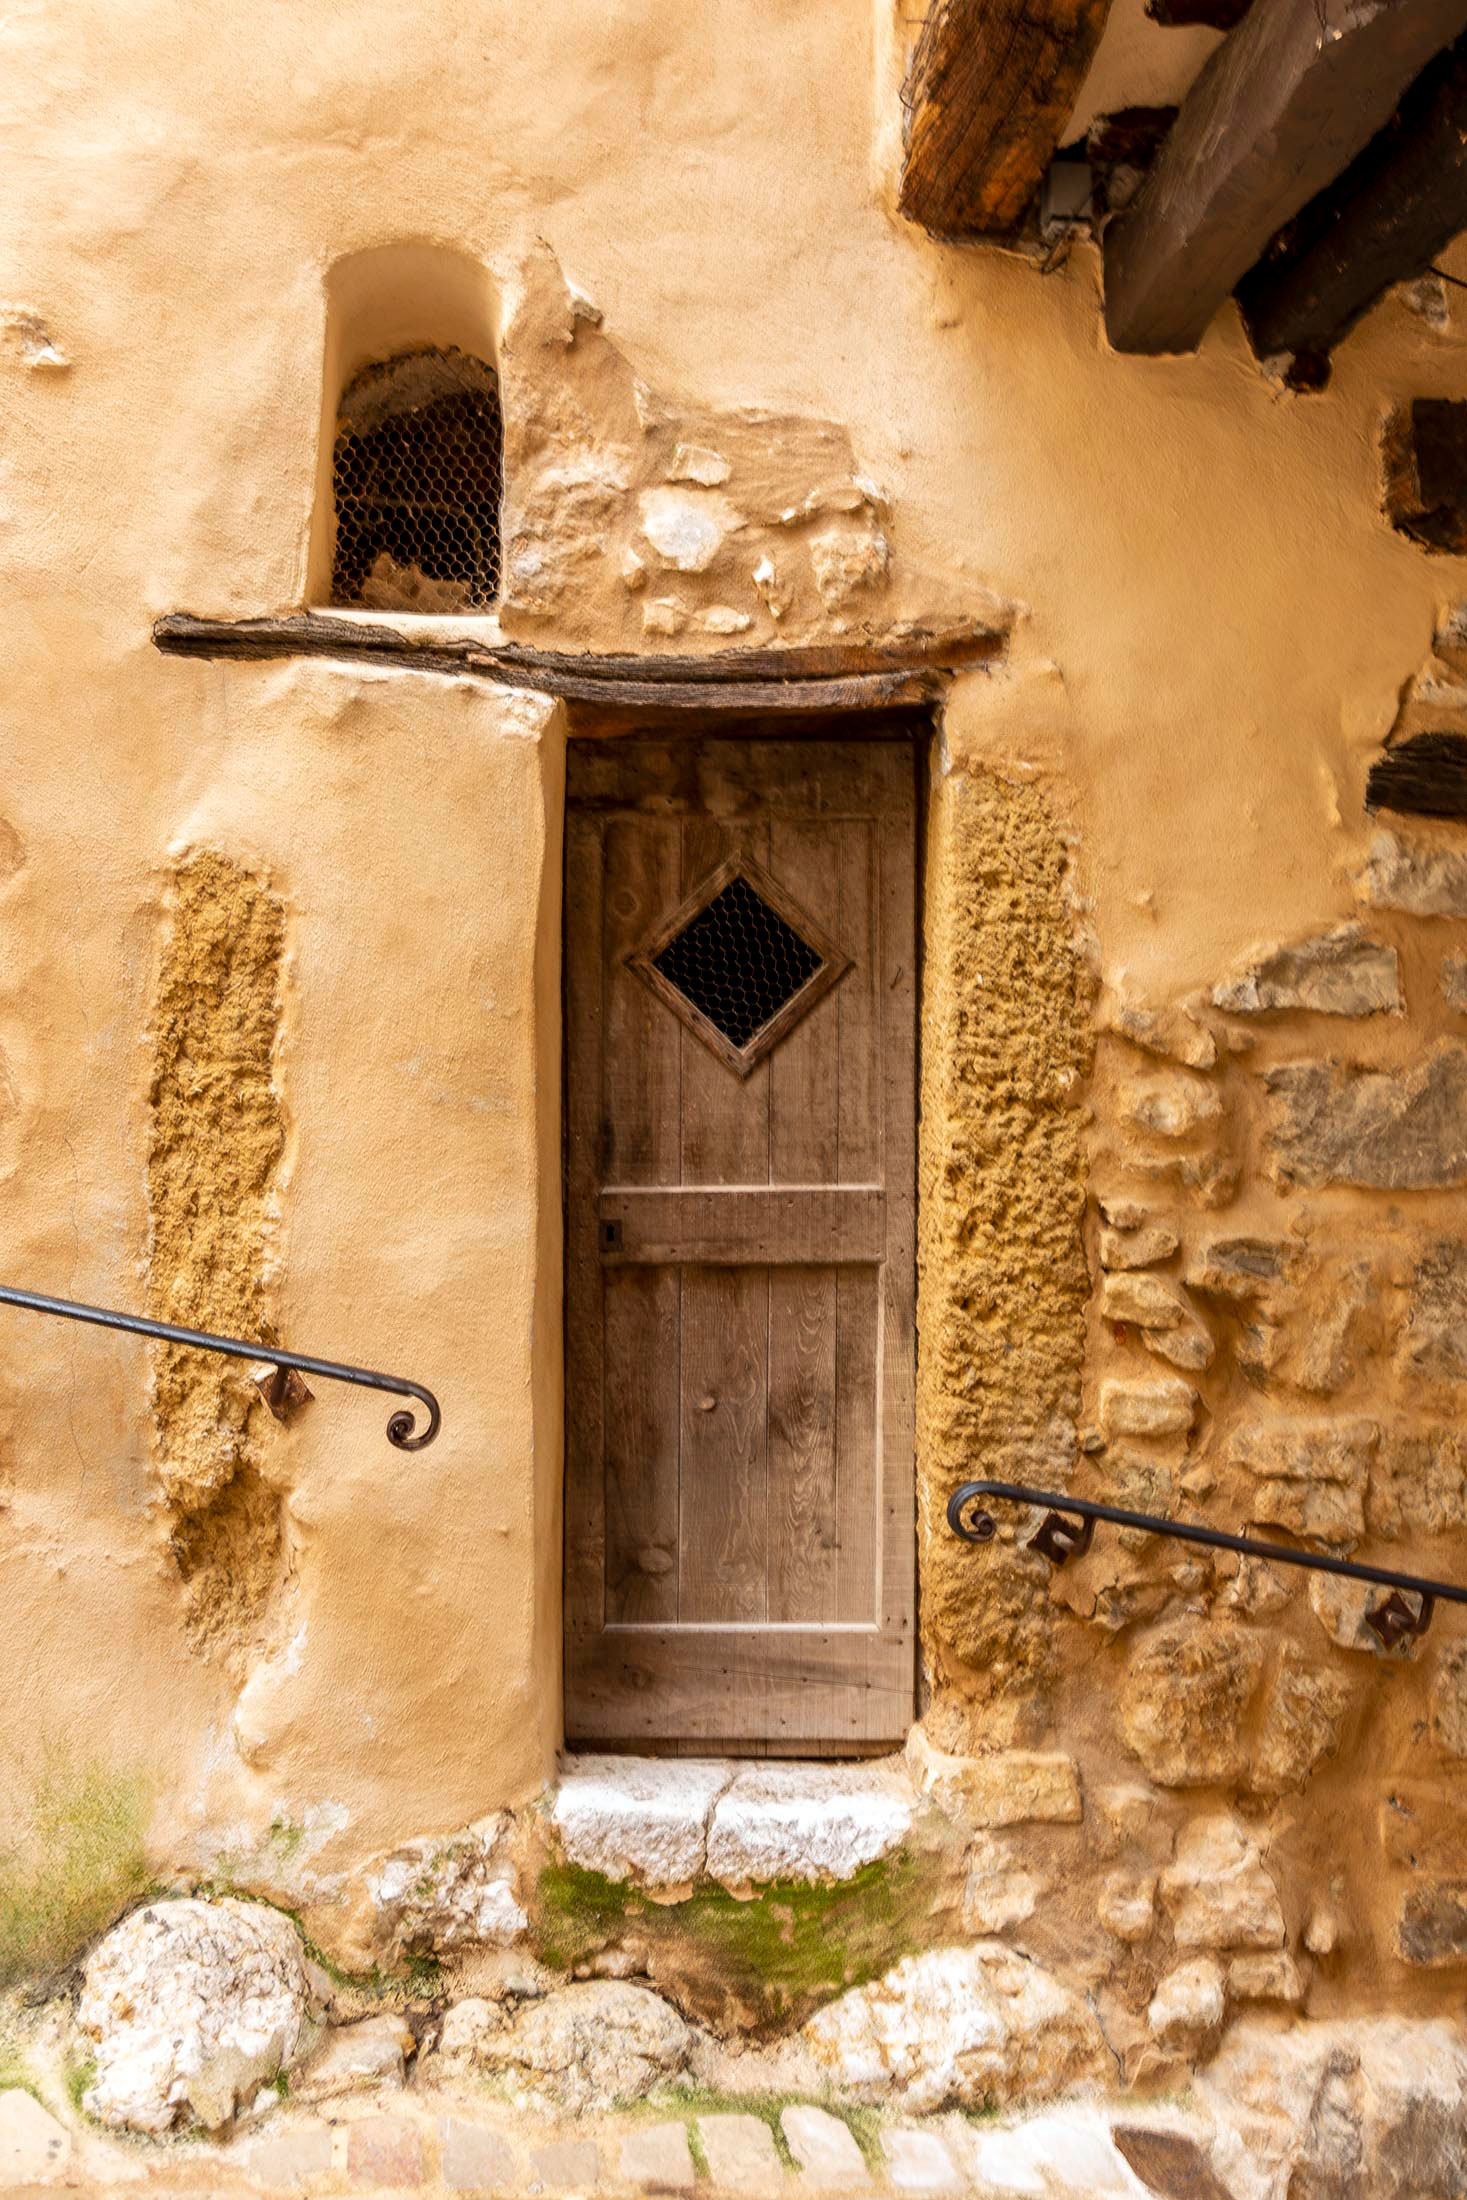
(240, 2119, 336, 2188)
(347, 2113, 425, 2186)
(620, 2122, 696, 2194)
(698, 2112, 783, 2190)
(298, 2012, 412, 2097)
(781, 2104, 869, 2187)
(1112, 2124, 1236, 2200)
(534, 2137, 602, 2187)
(0, 2089, 70, 2182)
(883, 2124, 963, 2192)
(442, 2116, 518, 2190)
(959, 2108, 1141, 2197)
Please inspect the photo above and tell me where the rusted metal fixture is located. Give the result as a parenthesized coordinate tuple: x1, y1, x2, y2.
(0, 1282, 440, 1450)
(948, 1477, 1463, 1647)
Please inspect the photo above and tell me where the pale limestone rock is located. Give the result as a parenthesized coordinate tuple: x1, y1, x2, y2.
(295, 2013, 412, 2099)
(1309, 1570, 1426, 1657)
(1187, 1235, 1291, 1297)
(1199, 2015, 1467, 2200)
(702, 604, 751, 634)
(883, 2123, 964, 2193)
(1370, 1427, 1467, 1536)
(1266, 1043, 1467, 1190)
(1444, 955, 1467, 1012)
(1147, 1958, 1225, 2050)
(1397, 1882, 1467, 1966)
(1212, 925, 1401, 1018)
(1231, 1420, 1375, 1547)
(367, 1814, 526, 1952)
(705, 1760, 912, 1888)
(799, 1943, 1110, 2113)
(1140, 1312, 1216, 1372)
(1304, 1904, 1341, 1956)
(77, 1897, 313, 2134)
(1160, 1815, 1285, 1950)
(808, 522, 889, 609)
(1098, 1870, 1156, 1944)
(1100, 1221, 1180, 1271)
(1123, 1076, 1222, 1139)
(639, 485, 736, 570)
(1099, 1376, 1197, 1438)
(437, 1981, 691, 2112)
(781, 2104, 870, 2186)
(667, 442, 730, 486)
(1227, 1950, 1304, 2004)
(642, 596, 688, 635)
(1432, 1642, 1467, 1757)
(1360, 828, 1467, 916)
(1099, 1193, 1152, 1229)
(1250, 1646, 1350, 1795)
(906, 1729, 1081, 1827)
(752, 553, 790, 620)
(1104, 1000, 1217, 1070)
(698, 2111, 782, 2191)
(239, 2119, 336, 2188)
(0, 2090, 70, 2183)
(1121, 1621, 1265, 1787)
(962, 1834, 1046, 1932)
(552, 1755, 730, 1887)
(1100, 1272, 1190, 1330)
(955, 2107, 1149, 2198)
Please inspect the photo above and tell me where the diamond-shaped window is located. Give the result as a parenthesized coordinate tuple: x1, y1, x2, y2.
(630, 855, 850, 1077)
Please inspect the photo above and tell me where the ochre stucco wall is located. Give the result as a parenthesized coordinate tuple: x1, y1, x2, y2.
(4, 0, 1467, 2044)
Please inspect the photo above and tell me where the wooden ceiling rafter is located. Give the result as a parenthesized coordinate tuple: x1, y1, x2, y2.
(1102, 0, 1467, 356)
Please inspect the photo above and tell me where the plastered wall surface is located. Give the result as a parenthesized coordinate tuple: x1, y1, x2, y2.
(3, 0, 1467, 2044)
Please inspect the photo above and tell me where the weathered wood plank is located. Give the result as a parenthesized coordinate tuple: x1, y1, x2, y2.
(153, 612, 997, 710)
(564, 1624, 914, 1747)
(768, 1265, 839, 1623)
(1146, 0, 1251, 25)
(598, 1188, 887, 1265)
(1367, 732, 1467, 818)
(899, 0, 1116, 238)
(1237, 39, 1467, 377)
(678, 1265, 769, 1625)
(1104, 0, 1467, 355)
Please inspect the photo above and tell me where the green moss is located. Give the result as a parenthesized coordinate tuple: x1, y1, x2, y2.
(0, 1764, 152, 1986)
(644, 2083, 806, 2168)
(0, 2040, 46, 2111)
(533, 1849, 937, 2028)
(65, 2054, 97, 2118)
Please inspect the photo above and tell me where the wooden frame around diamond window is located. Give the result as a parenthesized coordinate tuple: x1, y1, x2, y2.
(626, 851, 852, 1080)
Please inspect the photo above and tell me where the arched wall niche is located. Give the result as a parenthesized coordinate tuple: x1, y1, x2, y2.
(308, 241, 503, 609)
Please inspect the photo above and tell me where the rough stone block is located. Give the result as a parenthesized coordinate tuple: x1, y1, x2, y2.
(780, 2105, 870, 2186)
(705, 1760, 913, 1887)
(1228, 1950, 1304, 2004)
(442, 2118, 519, 2190)
(240, 2119, 337, 2188)
(1445, 955, 1467, 1012)
(1212, 925, 1401, 1017)
(1361, 827, 1467, 915)
(1121, 1621, 1265, 1787)
(1187, 1235, 1291, 1297)
(1399, 1883, 1467, 1967)
(958, 2107, 1146, 2196)
(1309, 1571, 1425, 1658)
(0, 2089, 70, 2183)
(1231, 1421, 1375, 1546)
(1251, 1646, 1350, 1795)
(697, 2113, 782, 2191)
(1266, 1044, 1467, 1190)
(1160, 1814, 1285, 1949)
(962, 1831, 1046, 1932)
(1432, 1642, 1467, 1757)
(297, 2013, 411, 2098)
(1148, 1958, 1226, 2048)
(1099, 1376, 1197, 1438)
(1097, 1870, 1157, 1944)
(907, 1731, 1081, 1827)
(1100, 1219, 1181, 1271)
(1123, 1075, 1222, 1138)
(1370, 1428, 1467, 1537)
(1401, 1241, 1467, 1389)
(1100, 1272, 1192, 1330)
(1112, 2126, 1235, 2200)
(347, 2114, 425, 2186)
(882, 2124, 964, 2192)
(552, 1756, 731, 1887)
(619, 2122, 696, 2195)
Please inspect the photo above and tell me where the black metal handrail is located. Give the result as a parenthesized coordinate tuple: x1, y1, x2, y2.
(0, 1284, 441, 1450)
(948, 1477, 1467, 1648)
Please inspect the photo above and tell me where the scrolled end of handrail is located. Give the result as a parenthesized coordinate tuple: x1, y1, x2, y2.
(948, 1482, 999, 1544)
(387, 1385, 442, 1451)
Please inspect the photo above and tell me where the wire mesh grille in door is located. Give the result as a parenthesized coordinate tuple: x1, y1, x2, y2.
(330, 347, 502, 612)
(653, 873, 824, 1050)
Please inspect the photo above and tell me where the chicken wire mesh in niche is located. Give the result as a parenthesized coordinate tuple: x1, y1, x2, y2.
(630, 855, 851, 1078)
(330, 347, 503, 612)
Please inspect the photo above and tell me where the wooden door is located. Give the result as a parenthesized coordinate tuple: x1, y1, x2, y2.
(564, 733, 917, 1750)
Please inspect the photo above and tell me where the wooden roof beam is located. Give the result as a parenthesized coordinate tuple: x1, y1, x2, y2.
(1104, 0, 1467, 356)
(1237, 38, 1467, 382)
(899, 0, 1115, 240)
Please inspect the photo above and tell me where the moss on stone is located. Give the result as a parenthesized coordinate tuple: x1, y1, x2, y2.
(0, 1765, 151, 1987)
(533, 1848, 943, 2029)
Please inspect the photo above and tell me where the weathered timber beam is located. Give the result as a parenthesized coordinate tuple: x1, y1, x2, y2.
(1146, 0, 1251, 26)
(153, 613, 1001, 712)
(899, 0, 1115, 239)
(1237, 38, 1467, 376)
(1368, 732, 1467, 818)
(1104, 0, 1467, 355)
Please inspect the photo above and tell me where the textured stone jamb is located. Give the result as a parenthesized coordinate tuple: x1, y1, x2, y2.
(917, 764, 1093, 1741)
(146, 849, 289, 1666)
